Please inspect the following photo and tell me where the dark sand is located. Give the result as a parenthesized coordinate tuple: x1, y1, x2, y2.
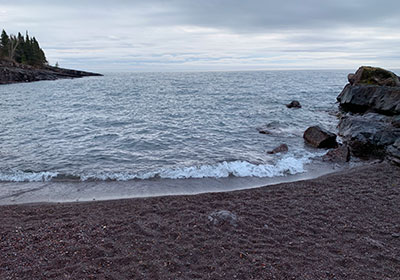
(1, 162, 400, 279)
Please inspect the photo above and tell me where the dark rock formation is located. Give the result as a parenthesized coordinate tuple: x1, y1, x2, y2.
(267, 144, 288, 154)
(337, 66, 400, 115)
(303, 126, 338, 148)
(322, 145, 350, 163)
(286, 100, 302, 109)
(387, 139, 400, 166)
(336, 66, 400, 160)
(338, 113, 400, 158)
(347, 66, 400, 87)
(337, 84, 400, 115)
(0, 59, 102, 85)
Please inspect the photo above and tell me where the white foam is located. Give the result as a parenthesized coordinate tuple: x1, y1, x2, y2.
(0, 155, 316, 182)
(0, 171, 58, 182)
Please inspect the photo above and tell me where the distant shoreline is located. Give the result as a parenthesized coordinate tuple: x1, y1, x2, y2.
(0, 59, 102, 85)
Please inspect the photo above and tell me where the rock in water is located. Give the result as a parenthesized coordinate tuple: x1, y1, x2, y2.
(303, 126, 338, 148)
(208, 210, 238, 227)
(267, 144, 288, 154)
(286, 100, 302, 108)
(322, 145, 350, 162)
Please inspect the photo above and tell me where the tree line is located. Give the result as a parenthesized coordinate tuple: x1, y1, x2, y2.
(0, 29, 47, 67)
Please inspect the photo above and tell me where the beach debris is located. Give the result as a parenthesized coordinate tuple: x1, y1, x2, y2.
(303, 126, 338, 148)
(267, 144, 288, 154)
(208, 210, 238, 227)
(322, 145, 350, 163)
(286, 100, 302, 109)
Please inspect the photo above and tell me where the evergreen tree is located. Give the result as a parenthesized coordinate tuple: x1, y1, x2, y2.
(1, 29, 10, 57)
(0, 29, 47, 66)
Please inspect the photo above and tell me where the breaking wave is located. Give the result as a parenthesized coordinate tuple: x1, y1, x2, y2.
(0, 155, 313, 182)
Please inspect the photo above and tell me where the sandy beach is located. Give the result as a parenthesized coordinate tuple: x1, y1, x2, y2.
(1, 161, 400, 279)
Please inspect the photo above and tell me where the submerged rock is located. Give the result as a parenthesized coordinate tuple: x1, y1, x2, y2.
(208, 210, 238, 227)
(303, 126, 338, 148)
(267, 144, 288, 154)
(322, 145, 350, 163)
(286, 100, 302, 109)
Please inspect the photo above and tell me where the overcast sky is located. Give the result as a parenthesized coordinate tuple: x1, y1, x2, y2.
(1, 0, 399, 72)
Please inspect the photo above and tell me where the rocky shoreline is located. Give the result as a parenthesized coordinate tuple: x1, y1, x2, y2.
(0, 59, 102, 84)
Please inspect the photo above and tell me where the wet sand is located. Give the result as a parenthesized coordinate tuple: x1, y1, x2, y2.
(1, 161, 400, 279)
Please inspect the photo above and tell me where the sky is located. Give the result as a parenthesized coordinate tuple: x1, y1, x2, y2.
(0, 0, 399, 72)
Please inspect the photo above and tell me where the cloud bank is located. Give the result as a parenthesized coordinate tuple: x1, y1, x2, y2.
(1, 0, 399, 71)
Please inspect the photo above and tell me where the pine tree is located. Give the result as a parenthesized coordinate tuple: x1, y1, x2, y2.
(1, 29, 10, 58)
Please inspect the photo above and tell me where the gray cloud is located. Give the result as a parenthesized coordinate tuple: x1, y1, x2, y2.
(0, 1, 399, 71)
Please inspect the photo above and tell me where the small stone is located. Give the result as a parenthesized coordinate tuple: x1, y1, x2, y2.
(391, 233, 400, 238)
(208, 210, 238, 227)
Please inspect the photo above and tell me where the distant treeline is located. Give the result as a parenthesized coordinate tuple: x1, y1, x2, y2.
(0, 29, 47, 67)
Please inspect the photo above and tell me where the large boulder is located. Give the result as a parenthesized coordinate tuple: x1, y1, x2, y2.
(338, 66, 400, 115)
(337, 84, 400, 115)
(348, 66, 400, 87)
(338, 113, 400, 158)
(303, 126, 338, 148)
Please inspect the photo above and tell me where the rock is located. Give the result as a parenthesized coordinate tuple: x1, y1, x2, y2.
(322, 145, 350, 162)
(338, 113, 400, 158)
(392, 116, 400, 128)
(208, 210, 238, 227)
(267, 144, 288, 154)
(387, 139, 400, 166)
(257, 128, 272, 135)
(286, 100, 302, 108)
(337, 84, 400, 115)
(348, 66, 400, 87)
(303, 126, 338, 148)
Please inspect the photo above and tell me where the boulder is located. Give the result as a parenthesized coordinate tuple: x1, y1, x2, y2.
(267, 144, 288, 154)
(338, 113, 400, 158)
(322, 145, 350, 163)
(392, 116, 400, 128)
(387, 139, 400, 166)
(286, 100, 302, 109)
(303, 126, 338, 148)
(337, 84, 400, 115)
(348, 66, 400, 87)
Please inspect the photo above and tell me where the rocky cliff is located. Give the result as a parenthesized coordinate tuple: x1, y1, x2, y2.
(337, 66, 400, 164)
(0, 59, 102, 84)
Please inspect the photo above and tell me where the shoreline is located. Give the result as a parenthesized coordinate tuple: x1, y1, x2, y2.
(0, 160, 353, 206)
(1, 161, 399, 279)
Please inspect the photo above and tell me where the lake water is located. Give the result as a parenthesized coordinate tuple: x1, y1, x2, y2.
(0, 70, 351, 203)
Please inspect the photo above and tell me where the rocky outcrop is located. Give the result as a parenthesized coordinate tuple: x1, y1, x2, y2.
(303, 126, 338, 148)
(0, 59, 102, 84)
(337, 66, 400, 160)
(337, 66, 400, 115)
(286, 100, 301, 108)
